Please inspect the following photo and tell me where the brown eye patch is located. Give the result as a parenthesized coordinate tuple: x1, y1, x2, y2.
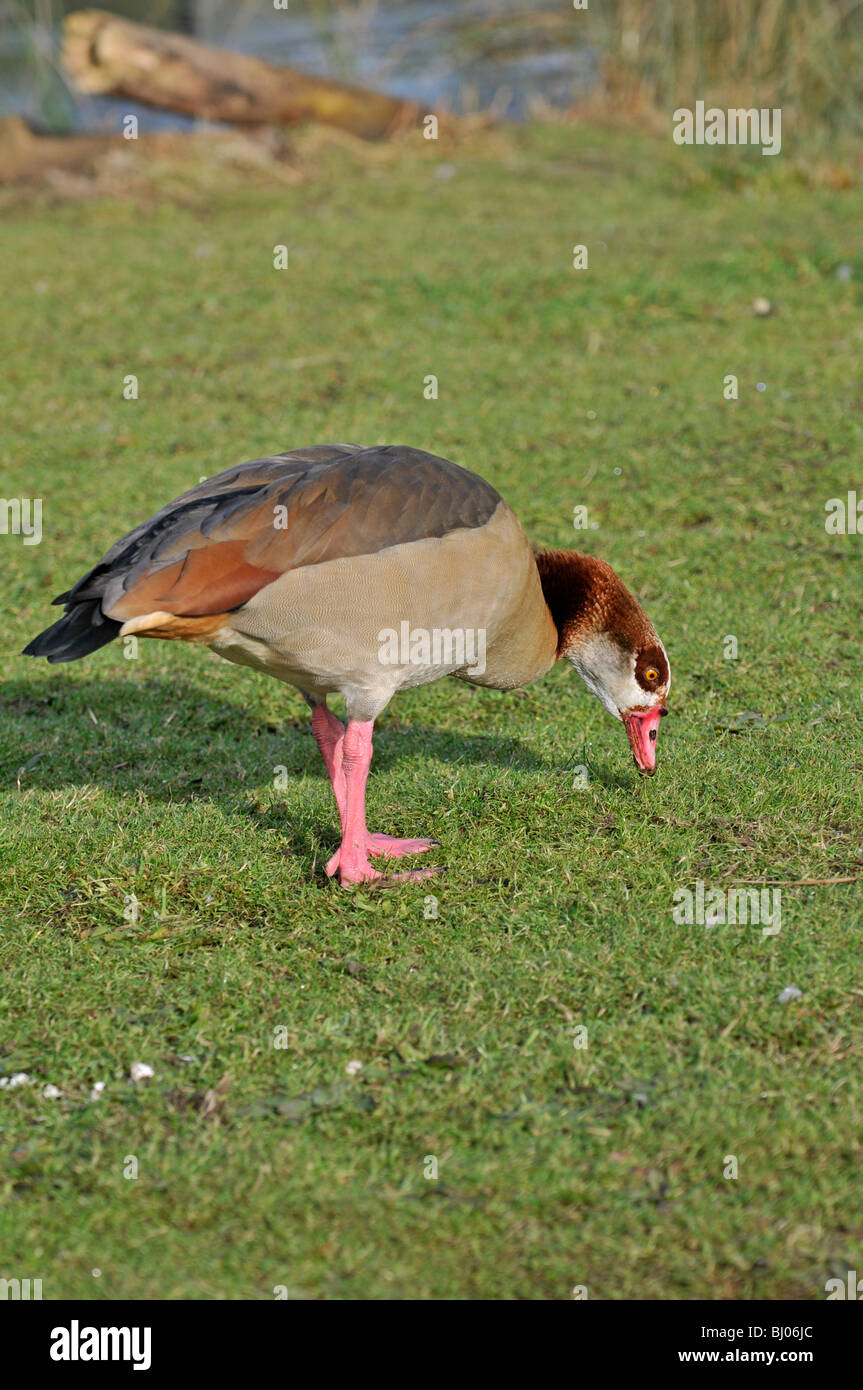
(636, 644, 668, 690)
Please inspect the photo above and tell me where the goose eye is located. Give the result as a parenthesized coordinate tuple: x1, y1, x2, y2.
(644, 666, 659, 683)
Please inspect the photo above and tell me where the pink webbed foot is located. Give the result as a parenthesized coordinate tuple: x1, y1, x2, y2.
(366, 833, 437, 859)
(325, 844, 439, 885)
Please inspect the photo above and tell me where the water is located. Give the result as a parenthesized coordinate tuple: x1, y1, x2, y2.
(1, 0, 597, 132)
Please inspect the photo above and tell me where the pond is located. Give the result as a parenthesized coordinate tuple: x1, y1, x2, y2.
(1, 0, 597, 131)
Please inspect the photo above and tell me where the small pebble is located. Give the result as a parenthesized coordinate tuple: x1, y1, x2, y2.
(130, 1062, 155, 1082)
(43, 1084, 63, 1100)
(752, 296, 772, 316)
(777, 985, 802, 1005)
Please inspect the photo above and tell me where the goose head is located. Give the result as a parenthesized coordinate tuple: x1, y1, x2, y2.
(536, 550, 671, 775)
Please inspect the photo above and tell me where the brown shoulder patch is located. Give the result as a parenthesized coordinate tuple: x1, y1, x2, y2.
(106, 540, 281, 622)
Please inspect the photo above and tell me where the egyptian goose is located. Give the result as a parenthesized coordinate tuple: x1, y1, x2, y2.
(24, 445, 670, 884)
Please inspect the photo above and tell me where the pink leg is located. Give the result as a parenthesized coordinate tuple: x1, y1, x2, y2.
(312, 705, 436, 865)
(322, 719, 438, 885)
(312, 704, 346, 831)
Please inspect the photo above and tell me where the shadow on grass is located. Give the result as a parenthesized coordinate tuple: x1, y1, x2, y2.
(0, 676, 559, 806)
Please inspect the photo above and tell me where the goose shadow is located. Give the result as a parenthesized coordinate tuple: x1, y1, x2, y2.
(0, 676, 564, 823)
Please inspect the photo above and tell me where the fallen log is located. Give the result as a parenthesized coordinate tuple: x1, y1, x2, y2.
(62, 8, 423, 140)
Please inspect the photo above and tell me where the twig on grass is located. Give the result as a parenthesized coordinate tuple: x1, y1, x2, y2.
(736, 875, 861, 887)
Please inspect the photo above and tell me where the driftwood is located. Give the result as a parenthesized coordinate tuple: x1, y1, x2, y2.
(62, 8, 422, 139)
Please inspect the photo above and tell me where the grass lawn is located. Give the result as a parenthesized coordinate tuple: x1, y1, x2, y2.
(1, 122, 861, 1300)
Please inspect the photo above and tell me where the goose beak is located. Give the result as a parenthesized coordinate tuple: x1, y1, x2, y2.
(623, 705, 666, 775)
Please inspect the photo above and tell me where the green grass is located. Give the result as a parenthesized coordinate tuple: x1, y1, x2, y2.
(1, 123, 862, 1300)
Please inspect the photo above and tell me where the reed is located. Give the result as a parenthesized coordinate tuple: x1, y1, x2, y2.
(588, 0, 863, 137)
